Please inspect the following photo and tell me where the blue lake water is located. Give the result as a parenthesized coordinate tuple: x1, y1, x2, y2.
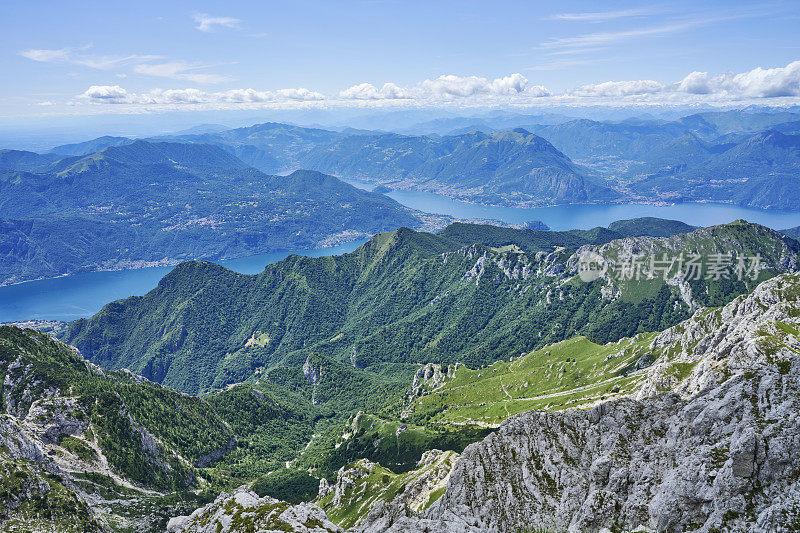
(384, 189, 800, 231)
(2, 188, 800, 323)
(0, 240, 364, 323)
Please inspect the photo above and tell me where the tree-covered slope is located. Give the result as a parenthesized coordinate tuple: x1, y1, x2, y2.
(358, 272, 800, 532)
(632, 130, 800, 209)
(156, 122, 345, 173)
(61, 221, 800, 396)
(47, 112, 800, 210)
(300, 129, 619, 205)
(0, 325, 236, 530)
(50, 136, 134, 157)
(0, 325, 344, 531)
(0, 141, 439, 285)
(606, 216, 696, 237)
(0, 148, 61, 171)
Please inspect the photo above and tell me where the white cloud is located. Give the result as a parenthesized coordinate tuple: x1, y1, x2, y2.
(275, 87, 326, 100)
(20, 48, 72, 62)
(339, 74, 550, 101)
(677, 71, 711, 94)
(569, 79, 665, 97)
(541, 21, 703, 50)
(18, 45, 229, 84)
(82, 85, 129, 101)
(193, 13, 242, 32)
(72, 61, 800, 112)
(79, 85, 324, 105)
(19, 47, 159, 70)
(724, 61, 800, 97)
(339, 82, 411, 100)
(546, 7, 662, 22)
(675, 61, 800, 98)
(564, 61, 800, 101)
(133, 61, 234, 84)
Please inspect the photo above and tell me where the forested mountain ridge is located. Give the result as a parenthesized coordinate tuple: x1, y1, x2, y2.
(299, 129, 619, 206)
(0, 148, 61, 171)
(0, 140, 444, 285)
(351, 272, 800, 532)
(62, 220, 800, 396)
(0, 325, 232, 530)
(0, 324, 354, 531)
(11, 109, 800, 214)
(49, 135, 134, 157)
(7, 219, 800, 532)
(633, 130, 800, 209)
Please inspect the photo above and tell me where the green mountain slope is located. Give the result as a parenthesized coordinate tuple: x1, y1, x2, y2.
(606, 216, 696, 237)
(157, 122, 345, 173)
(346, 272, 800, 533)
(54, 112, 800, 210)
(0, 149, 61, 171)
(633, 130, 800, 209)
(301, 129, 619, 206)
(61, 221, 800, 397)
(50, 136, 134, 157)
(0, 325, 348, 530)
(0, 141, 439, 285)
(0, 325, 235, 530)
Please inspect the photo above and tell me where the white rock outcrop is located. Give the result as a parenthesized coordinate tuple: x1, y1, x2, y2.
(169, 485, 341, 533)
(359, 274, 800, 532)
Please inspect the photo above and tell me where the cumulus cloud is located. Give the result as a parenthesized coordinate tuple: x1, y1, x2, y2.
(72, 61, 800, 111)
(677, 71, 711, 94)
(722, 61, 800, 97)
(193, 13, 242, 32)
(339, 82, 411, 100)
(569, 79, 665, 97)
(565, 61, 800, 101)
(339, 73, 550, 101)
(675, 61, 800, 98)
(82, 85, 129, 100)
(79, 85, 324, 105)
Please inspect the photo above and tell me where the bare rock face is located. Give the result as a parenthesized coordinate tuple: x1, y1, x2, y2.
(168, 486, 341, 533)
(359, 274, 800, 533)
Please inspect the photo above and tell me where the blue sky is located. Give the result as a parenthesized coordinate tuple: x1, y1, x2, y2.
(2, 0, 800, 121)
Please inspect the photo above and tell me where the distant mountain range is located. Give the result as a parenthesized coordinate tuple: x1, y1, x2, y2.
(36, 109, 800, 210)
(634, 130, 800, 209)
(300, 128, 619, 205)
(3, 109, 800, 285)
(0, 140, 443, 285)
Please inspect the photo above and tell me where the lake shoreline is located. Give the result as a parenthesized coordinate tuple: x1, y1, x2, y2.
(3, 196, 800, 323)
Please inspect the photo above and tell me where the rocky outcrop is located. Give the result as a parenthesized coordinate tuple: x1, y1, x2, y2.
(401, 363, 461, 417)
(316, 449, 460, 531)
(359, 274, 800, 532)
(196, 436, 237, 468)
(168, 486, 341, 533)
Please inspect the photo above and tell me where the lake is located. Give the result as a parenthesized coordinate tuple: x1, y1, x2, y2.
(383, 189, 800, 231)
(2, 189, 800, 323)
(0, 240, 365, 323)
